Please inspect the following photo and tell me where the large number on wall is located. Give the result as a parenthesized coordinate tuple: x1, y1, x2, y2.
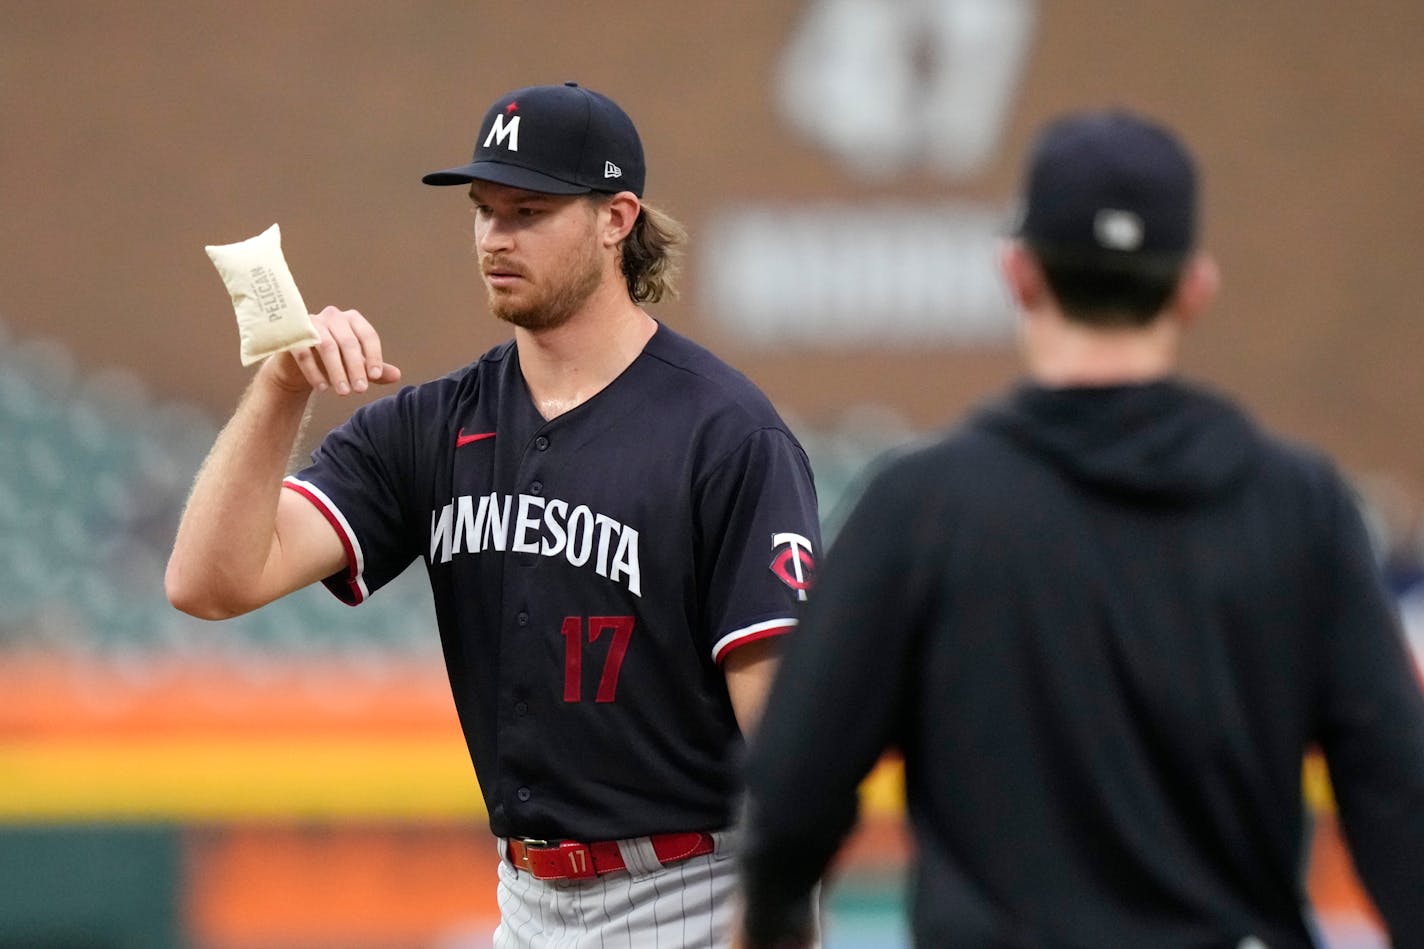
(776, 0, 1037, 180)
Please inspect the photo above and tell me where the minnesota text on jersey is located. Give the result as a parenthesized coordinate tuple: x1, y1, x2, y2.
(429, 491, 642, 596)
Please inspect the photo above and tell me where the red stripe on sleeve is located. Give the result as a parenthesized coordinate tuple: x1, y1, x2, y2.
(281, 480, 365, 605)
(714, 622, 794, 666)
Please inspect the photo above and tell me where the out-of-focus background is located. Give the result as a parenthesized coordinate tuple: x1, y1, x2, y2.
(2, 2, 1422, 947)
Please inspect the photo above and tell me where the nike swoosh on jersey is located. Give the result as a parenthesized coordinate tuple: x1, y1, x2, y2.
(456, 429, 497, 447)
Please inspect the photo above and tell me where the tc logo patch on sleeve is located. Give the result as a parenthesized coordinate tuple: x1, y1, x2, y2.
(770, 532, 815, 601)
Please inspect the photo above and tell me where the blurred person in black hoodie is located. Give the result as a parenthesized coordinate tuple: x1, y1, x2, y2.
(736, 110, 1424, 949)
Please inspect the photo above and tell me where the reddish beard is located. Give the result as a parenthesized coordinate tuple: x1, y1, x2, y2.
(482, 242, 606, 331)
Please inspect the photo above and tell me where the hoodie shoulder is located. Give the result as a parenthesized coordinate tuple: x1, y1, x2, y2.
(966, 380, 1266, 505)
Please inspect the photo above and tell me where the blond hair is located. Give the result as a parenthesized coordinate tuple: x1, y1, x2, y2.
(620, 202, 687, 303)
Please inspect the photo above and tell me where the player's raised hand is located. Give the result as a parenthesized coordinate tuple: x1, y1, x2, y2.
(267, 305, 403, 396)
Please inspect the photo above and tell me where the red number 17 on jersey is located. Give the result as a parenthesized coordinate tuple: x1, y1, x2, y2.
(560, 615, 634, 703)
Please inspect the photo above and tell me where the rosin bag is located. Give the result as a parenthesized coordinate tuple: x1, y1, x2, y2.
(204, 223, 320, 366)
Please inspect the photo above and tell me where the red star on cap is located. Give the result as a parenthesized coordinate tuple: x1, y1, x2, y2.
(505, 101, 518, 113)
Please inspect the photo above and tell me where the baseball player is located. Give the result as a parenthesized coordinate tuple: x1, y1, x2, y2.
(736, 110, 1424, 948)
(167, 82, 821, 948)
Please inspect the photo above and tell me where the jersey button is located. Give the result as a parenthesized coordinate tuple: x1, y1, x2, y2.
(516, 612, 529, 626)
(516, 787, 532, 802)
(530, 481, 543, 496)
(535, 436, 549, 451)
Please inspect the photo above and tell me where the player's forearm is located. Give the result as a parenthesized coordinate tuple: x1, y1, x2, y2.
(165, 364, 314, 619)
(725, 639, 782, 737)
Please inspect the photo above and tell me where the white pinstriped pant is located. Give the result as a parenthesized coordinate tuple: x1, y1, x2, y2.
(492, 833, 738, 949)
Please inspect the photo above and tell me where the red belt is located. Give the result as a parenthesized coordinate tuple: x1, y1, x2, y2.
(505, 832, 715, 881)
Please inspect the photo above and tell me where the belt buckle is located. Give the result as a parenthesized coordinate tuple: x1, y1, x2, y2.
(510, 837, 546, 874)
(515, 838, 596, 880)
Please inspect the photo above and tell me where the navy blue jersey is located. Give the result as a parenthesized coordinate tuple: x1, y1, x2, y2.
(284, 323, 820, 840)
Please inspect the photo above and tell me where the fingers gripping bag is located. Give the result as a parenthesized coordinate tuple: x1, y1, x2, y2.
(204, 223, 320, 366)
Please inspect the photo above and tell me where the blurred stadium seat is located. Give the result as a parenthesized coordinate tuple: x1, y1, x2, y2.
(0, 322, 445, 667)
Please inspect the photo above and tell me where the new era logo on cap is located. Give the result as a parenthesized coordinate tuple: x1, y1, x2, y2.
(422, 82, 647, 197)
(1094, 209, 1145, 251)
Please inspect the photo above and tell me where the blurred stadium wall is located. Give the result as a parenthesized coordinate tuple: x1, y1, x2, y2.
(3, 2, 1421, 946)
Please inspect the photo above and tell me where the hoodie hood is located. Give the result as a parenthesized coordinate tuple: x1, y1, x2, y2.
(971, 379, 1259, 504)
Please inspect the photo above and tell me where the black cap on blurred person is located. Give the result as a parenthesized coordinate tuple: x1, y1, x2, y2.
(1017, 109, 1197, 260)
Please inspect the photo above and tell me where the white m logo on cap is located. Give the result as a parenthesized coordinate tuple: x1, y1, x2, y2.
(484, 114, 520, 152)
(604, 161, 622, 179)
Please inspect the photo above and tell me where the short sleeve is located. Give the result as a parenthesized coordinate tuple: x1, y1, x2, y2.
(696, 427, 821, 663)
(284, 391, 427, 605)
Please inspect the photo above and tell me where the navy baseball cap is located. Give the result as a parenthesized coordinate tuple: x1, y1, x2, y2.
(1017, 109, 1197, 257)
(422, 82, 646, 197)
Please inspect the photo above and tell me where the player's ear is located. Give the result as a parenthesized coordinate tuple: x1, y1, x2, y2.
(998, 239, 1048, 311)
(1171, 251, 1220, 325)
(600, 192, 641, 248)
